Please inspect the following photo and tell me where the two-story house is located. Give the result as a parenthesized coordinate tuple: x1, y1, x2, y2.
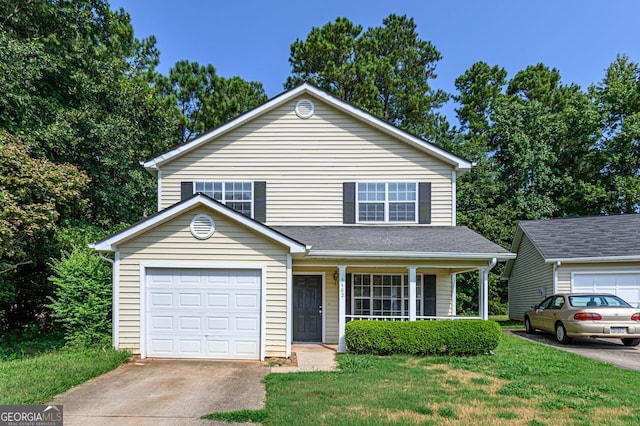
(91, 83, 514, 360)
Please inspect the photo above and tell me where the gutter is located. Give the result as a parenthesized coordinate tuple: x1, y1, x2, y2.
(552, 261, 561, 294)
(545, 255, 640, 263)
(305, 250, 516, 261)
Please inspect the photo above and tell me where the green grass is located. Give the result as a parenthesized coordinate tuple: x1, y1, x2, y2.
(0, 326, 66, 360)
(0, 346, 130, 404)
(207, 334, 640, 425)
(489, 314, 524, 329)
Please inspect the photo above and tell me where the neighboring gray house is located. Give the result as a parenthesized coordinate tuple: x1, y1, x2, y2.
(504, 214, 640, 321)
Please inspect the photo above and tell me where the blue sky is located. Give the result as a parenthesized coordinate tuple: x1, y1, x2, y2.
(110, 0, 639, 119)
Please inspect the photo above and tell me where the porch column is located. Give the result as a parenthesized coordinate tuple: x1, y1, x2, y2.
(408, 266, 417, 321)
(338, 265, 347, 353)
(479, 267, 489, 320)
(451, 273, 457, 317)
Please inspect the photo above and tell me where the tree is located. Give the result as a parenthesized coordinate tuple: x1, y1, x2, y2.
(286, 14, 449, 141)
(157, 60, 267, 143)
(589, 55, 640, 214)
(0, 132, 89, 327)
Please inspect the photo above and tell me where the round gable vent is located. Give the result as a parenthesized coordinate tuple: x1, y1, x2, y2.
(190, 214, 215, 240)
(295, 99, 314, 119)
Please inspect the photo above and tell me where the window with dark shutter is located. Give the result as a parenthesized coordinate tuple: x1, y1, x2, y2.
(181, 181, 194, 200)
(423, 275, 437, 316)
(253, 181, 266, 222)
(418, 182, 432, 224)
(343, 182, 356, 224)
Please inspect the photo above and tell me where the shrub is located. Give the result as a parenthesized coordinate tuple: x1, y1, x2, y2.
(345, 319, 501, 356)
(47, 249, 112, 347)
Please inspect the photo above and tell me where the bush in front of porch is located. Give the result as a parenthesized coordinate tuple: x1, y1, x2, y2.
(345, 319, 501, 356)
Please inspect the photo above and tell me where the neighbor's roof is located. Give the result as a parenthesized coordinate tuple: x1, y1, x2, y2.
(142, 83, 471, 175)
(511, 214, 640, 264)
(274, 226, 514, 260)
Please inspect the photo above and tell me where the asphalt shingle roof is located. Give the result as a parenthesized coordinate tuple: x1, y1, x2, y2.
(273, 226, 510, 254)
(518, 214, 640, 260)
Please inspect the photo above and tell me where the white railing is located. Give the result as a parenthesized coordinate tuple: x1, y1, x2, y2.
(346, 315, 481, 322)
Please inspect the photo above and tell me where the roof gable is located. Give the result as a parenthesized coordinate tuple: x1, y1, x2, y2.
(506, 214, 640, 271)
(143, 83, 471, 174)
(90, 194, 307, 253)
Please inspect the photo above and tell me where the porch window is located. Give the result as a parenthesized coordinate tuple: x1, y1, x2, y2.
(357, 183, 417, 222)
(194, 181, 252, 217)
(352, 274, 427, 317)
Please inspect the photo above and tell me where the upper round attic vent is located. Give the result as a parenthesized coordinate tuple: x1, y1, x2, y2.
(190, 214, 215, 240)
(295, 99, 314, 119)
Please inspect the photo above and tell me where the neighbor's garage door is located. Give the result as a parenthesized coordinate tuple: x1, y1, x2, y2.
(572, 273, 640, 308)
(146, 268, 261, 359)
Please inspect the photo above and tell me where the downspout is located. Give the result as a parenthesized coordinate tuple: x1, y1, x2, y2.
(552, 261, 561, 294)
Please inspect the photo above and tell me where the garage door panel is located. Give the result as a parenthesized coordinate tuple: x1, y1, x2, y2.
(146, 268, 261, 359)
(573, 272, 640, 308)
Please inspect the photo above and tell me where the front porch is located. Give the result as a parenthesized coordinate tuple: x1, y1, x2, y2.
(291, 260, 497, 353)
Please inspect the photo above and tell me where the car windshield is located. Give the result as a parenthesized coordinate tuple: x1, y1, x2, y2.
(568, 295, 631, 308)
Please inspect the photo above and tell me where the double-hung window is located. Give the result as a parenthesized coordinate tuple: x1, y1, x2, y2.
(194, 181, 253, 217)
(352, 274, 424, 317)
(357, 182, 417, 222)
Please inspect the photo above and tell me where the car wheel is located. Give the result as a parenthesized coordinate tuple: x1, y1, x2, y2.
(524, 316, 535, 334)
(621, 338, 640, 347)
(555, 322, 572, 344)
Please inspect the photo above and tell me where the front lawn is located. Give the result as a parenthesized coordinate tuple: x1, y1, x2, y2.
(206, 334, 640, 425)
(0, 346, 130, 404)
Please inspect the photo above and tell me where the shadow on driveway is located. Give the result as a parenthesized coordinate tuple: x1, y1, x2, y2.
(507, 329, 640, 372)
(51, 359, 269, 426)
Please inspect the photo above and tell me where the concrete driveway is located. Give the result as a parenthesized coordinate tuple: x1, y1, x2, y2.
(51, 359, 269, 426)
(509, 329, 640, 371)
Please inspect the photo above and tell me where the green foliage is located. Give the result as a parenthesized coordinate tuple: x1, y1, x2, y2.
(48, 249, 112, 347)
(286, 14, 450, 142)
(344, 319, 502, 356)
(0, 325, 65, 360)
(157, 60, 267, 142)
(336, 353, 373, 373)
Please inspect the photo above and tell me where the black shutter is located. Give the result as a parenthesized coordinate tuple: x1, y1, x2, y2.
(418, 182, 432, 224)
(253, 181, 267, 222)
(346, 273, 352, 321)
(181, 181, 194, 200)
(423, 275, 437, 316)
(343, 182, 356, 224)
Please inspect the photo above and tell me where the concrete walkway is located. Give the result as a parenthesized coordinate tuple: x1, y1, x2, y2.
(271, 344, 338, 373)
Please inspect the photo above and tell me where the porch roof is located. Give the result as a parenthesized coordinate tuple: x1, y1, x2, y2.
(274, 226, 514, 260)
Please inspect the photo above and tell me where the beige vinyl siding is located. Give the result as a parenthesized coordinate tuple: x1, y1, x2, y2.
(160, 95, 454, 226)
(508, 235, 553, 321)
(556, 262, 640, 293)
(116, 207, 289, 357)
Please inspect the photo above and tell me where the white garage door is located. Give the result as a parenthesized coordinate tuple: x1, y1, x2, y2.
(146, 268, 261, 359)
(573, 273, 640, 308)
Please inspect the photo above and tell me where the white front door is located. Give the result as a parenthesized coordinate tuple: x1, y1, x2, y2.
(146, 268, 261, 359)
(573, 273, 640, 308)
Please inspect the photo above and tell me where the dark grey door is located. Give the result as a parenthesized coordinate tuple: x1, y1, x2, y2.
(293, 275, 322, 341)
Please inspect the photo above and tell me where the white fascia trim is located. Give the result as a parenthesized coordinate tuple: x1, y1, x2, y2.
(156, 169, 162, 212)
(306, 250, 516, 261)
(143, 84, 470, 173)
(91, 195, 306, 253)
(113, 251, 120, 350)
(545, 255, 640, 263)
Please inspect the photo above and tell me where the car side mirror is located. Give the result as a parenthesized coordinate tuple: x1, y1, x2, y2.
(531, 304, 539, 310)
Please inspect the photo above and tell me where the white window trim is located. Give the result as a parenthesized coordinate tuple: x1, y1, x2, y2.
(194, 181, 254, 218)
(355, 182, 418, 224)
(350, 273, 424, 317)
